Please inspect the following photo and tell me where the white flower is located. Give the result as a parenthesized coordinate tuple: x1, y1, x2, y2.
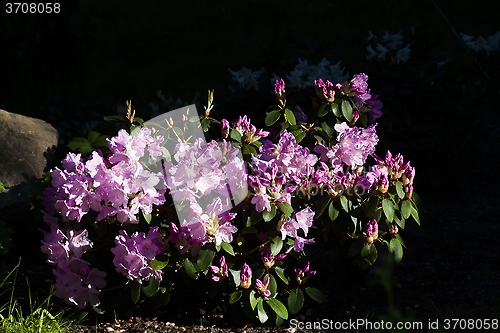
(382, 30, 403, 50)
(396, 44, 411, 64)
(367, 30, 377, 41)
(376, 43, 389, 60)
(328, 61, 350, 83)
(367, 45, 378, 61)
(229, 66, 265, 90)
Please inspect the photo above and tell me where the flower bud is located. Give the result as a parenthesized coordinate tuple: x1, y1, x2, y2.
(363, 219, 379, 244)
(274, 79, 286, 103)
(221, 119, 230, 139)
(389, 222, 399, 236)
(240, 263, 252, 289)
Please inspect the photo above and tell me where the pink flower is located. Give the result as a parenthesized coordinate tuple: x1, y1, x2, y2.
(255, 276, 271, 297)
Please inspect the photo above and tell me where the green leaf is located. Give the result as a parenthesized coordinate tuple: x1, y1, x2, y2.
(93, 135, 110, 148)
(280, 202, 293, 217)
(249, 290, 259, 310)
(150, 258, 168, 271)
(67, 137, 90, 151)
(265, 110, 281, 126)
(410, 201, 420, 225)
(328, 201, 339, 221)
(395, 181, 405, 199)
(276, 315, 284, 327)
(201, 118, 210, 132)
(361, 243, 372, 258)
(320, 121, 334, 137)
(221, 242, 235, 256)
(270, 237, 283, 256)
(196, 246, 216, 271)
(142, 211, 152, 224)
(361, 243, 378, 264)
(229, 268, 240, 286)
(395, 233, 407, 249)
(87, 131, 100, 143)
(359, 111, 368, 127)
(262, 204, 277, 222)
(92, 305, 105, 315)
(284, 108, 296, 126)
(317, 103, 329, 117)
(382, 198, 395, 222)
(257, 299, 268, 323)
(249, 209, 263, 225)
(340, 196, 350, 213)
(230, 129, 242, 142)
(184, 258, 198, 279)
(394, 213, 405, 230)
(305, 287, 326, 303)
(288, 289, 304, 315)
(401, 200, 412, 219)
(242, 145, 257, 156)
(0, 181, 4, 190)
(266, 274, 278, 297)
(364, 196, 379, 217)
(314, 196, 331, 219)
(389, 238, 403, 263)
(104, 115, 126, 123)
(143, 278, 160, 297)
(131, 282, 141, 304)
(331, 102, 341, 117)
(341, 100, 353, 122)
(313, 135, 325, 144)
(275, 267, 289, 285)
(295, 131, 306, 144)
(229, 290, 242, 304)
(267, 298, 288, 320)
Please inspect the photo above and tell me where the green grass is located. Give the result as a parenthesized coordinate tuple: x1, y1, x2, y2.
(0, 260, 75, 333)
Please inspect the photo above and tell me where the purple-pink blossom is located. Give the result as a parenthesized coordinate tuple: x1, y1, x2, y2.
(255, 276, 271, 297)
(363, 219, 379, 243)
(111, 226, 164, 284)
(294, 261, 316, 285)
(240, 263, 252, 289)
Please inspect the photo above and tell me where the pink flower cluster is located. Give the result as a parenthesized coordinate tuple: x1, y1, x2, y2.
(374, 150, 415, 199)
(314, 122, 378, 168)
(41, 127, 168, 307)
(43, 128, 166, 224)
(314, 73, 383, 123)
(111, 226, 164, 283)
(232, 115, 270, 145)
(40, 214, 107, 309)
(163, 138, 246, 254)
(250, 131, 318, 212)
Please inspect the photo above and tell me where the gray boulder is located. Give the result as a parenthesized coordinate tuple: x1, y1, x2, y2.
(0, 109, 58, 209)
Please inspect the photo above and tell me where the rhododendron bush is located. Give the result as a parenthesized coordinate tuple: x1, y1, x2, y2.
(40, 73, 419, 324)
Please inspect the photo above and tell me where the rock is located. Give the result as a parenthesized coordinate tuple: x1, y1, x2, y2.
(0, 109, 58, 209)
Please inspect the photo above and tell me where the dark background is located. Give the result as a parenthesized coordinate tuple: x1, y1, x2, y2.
(1, 1, 500, 328)
(1, 1, 499, 191)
